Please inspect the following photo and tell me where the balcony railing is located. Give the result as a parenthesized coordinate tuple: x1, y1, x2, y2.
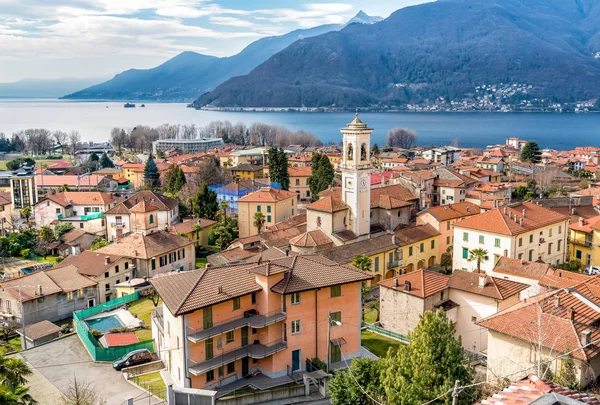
(188, 338, 287, 376)
(152, 307, 164, 335)
(572, 239, 593, 248)
(111, 222, 125, 228)
(388, 260, 403, 268)
(187, 310, 286, 343)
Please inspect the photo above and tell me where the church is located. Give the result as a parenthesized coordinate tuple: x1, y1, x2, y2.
(289, 115, 423, 255)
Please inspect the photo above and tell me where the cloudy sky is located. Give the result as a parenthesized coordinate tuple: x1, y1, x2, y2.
(0, 0, 430, 82)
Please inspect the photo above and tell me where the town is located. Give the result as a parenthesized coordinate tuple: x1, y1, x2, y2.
(0, 117, 599, 405)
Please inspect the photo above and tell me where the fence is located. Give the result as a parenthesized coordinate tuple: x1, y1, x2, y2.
(74, 292, 155, 362)
(361, 322, 410, 344)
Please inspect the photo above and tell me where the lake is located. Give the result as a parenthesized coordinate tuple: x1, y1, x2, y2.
(1, 99, 599, 149)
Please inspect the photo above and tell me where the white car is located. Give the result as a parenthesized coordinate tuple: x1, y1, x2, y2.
(585, 266, 600, 275)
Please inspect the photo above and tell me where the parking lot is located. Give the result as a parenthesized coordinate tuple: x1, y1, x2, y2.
(21, 335, 153, 405)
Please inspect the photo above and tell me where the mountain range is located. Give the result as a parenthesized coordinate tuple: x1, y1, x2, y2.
(61, 11, 382, 102)
(0, 77, 107, 98)
(195, 0, 600, 109)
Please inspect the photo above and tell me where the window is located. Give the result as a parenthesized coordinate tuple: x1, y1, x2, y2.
(124, 262, 129, 270)
(462, 248, 469, 259)
(494, 238, 501, 248)
(56, 208, 61, 214)
(67, 292, 74, 301)
(548, 243, 552, 255)
(374, 257, 379, 272)
(330, 311, 341, 325)
(463, 232, 468, 242)
(549, 228, 553, 237)
(104, 271, 109, 278)
(431, 240, 435, 249)
(518, 253, 523, 260)
(227, 362, 235, 374)
(409, 247, 413, 256)
(446, 236, 450, 244)
(251, 292, 256, 305)
(291, 292, 301, 305)
(296, 179, 300, 186)
(226, 331, 234, 344)
(256, 205, 261, 212)
(559, 225, 562, 234)
(151, 259, 156, 270)
(420, 243, 424, 252)
(205, 338, 213, 360)
(558, 240, 562, 251)
(330, 285, 342, 298)
(159, 256, 166, 267)
(267, 215, 272, 222)
(115, 265, 119, 273)
(206, 370, 214, 382)
(181, 249, 185, 259)
(218, 366, 224, 378)
(149, 214, 154, 224)
(479, 235, 485, 244)
(519, 237, 523, 247)
(446, 221, 451, 230)
(576, 250, 582, 260)
(105, 283, 110, 292)
(232, 297, 240, 311)
(529, 235, 534, 243)
(291, 320, 301, 334)
(267, 206, 272, 213)
(203, 307, 213, 329)
(93, 207, 100, 212)
(529, 250, 534, 261)
(79, 222, 84, 229)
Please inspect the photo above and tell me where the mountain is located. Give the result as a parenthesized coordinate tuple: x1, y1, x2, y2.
(62, 11, 381, 102)
(0, 77, 108, 98)
(195, 0, 600, 109)
(342, 10, 383, 27)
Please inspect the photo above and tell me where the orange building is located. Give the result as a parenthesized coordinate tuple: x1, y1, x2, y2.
(417, 202, 481, 257)
(151, 255, 371, 392)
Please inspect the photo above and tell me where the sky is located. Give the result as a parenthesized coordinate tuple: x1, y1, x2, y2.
(0, 0, 431, 82)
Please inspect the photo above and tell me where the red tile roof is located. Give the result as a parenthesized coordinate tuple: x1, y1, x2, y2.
(419, 202, 481, 222)
(237, 188, 297, 203)
(492, 257, 552, 281)
(288, 167, 312, 177)
(448, 270, 529, 300)
(103, 333, 139, 347)
(289, 230, 333, 247)
(379, 269, 449, 298)
(307, 193, 348, 213)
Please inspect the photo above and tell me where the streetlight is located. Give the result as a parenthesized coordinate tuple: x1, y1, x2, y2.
(326, 312, 342, 373)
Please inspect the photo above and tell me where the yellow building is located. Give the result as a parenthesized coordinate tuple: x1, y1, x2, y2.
(288, 166, 312, 201)
(394, 224, 442, 274)
(122, 163, 146, 188)
(169, 218, 217, 247)
(326, 153, 343, 169)
(569, 216, 600, 268)
(228, 164, 264, 180)
(237, 188, 297, 238)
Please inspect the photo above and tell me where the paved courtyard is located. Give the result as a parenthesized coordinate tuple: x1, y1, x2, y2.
(20, 334, 151, 405)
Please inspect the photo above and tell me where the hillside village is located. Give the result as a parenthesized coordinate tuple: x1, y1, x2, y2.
(0, 117, 599, 404)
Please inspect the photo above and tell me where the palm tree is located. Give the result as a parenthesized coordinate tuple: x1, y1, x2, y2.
(468, 248, 489, 273)
(20, 207, 31, 220)
(0, 355, 33, 391)
(253, 212, 266, 234)
(0, 385, 36, 405)
(354, 255, 372, 272)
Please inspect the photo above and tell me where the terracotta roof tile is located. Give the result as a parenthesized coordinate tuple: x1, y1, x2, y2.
(448, 270, 529, 300)
(307, 193, 348, 213)
(96, 231, 193, 259)
(106, 191, 178, 214)
(321, 234, 397, 263)
(492, 257, 552, 281)
(103, 333, 139, 347)
(41, 191, 114, 207)
(288, 167, 312, 177)
(56, 250, 124, 277)
(419, 202, 481, 222)
(17, 320, 61, 341)
(538, 268, 591, 289)
(379, 269, 449, 298)
(237, 188, 296, 203)
(289, 230, 333, 247)
(169, 218, 216, 235)
(394, 224, 441, 246)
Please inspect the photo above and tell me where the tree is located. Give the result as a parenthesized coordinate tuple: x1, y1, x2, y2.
(85, 152, 99, 172)
(98, 153, 114, 169)
(197, 158, 228, 186)
(386, 128, 417, 149)
(329, 357, 384, 405)
(520, 141, 541, 163)
(268, 147, 290, 190)
(555, 356, 578, 390)
(68, 131, 81, 156)
(0, 319, 20, 343)
(0, 384, 35, 405)
(110, 128, 129, 154)
(90, 239, 110, 251)
(308, 154, 335, 200)
(212, 223, 234, 250)
(191, 182, 218, 220)
(38, 226, 55, 258)
(354, 255, 372, 272)
(0, 353, 35, 405)
(20, 207, 31, 221)
(253, 212, 266, 234)
(468, 248, 489, 272)
(54, 223, 74, 241)
(144, 154, 160, 187)
(6, 158, 35, 171)
(371, 144, 380, 155)
(381, 309, 473, 405)
(164, 165, 186, 195)
(514, 185, 529, 199)
(53, 130, 68, 155)
(57, 377, 106, 405)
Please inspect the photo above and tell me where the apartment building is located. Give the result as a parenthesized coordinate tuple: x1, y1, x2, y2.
(568, 215, 600, 268)
(432, 167, 476, 206)
(237, 188, 297, 238)
(453, 202, 570, 273)
(288, 167, 311, 201)
(34, 191, 116, 236)
(422, 147, 461, 166)
(150, 255, 371, 391)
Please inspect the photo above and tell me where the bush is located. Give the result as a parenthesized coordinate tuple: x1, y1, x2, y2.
(108, 326, 129, 334)
(60, 323, 72, 334)
(20, 248, 31, 258)
(310, 357, 327, 371)
(91, 329, 103, 338)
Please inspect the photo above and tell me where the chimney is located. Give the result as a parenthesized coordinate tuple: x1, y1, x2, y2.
(503, 207, 508, 215)
(580, 330, 592, 346)
(285, 248, 290, 257)
(478, 274, 486, 288)
(105, 256, 110, 265)
(554, 296, 560, 308)
(37, 285, 43, 296)
(520, 218, 523, 227)
(394, 278, 399, 288)
(509, 211, 513, 220)
(392, 235, 396, 245)
(568, 307, 575, 322)
(514, 214, 518, 223)
(572, 208, 576, 215)
(218, 286, 223, 294)
(404, 281, 412, 291)
(579, 217, 584, 227)
(466, 206, 470, 213)
(522, 209, 526, 218)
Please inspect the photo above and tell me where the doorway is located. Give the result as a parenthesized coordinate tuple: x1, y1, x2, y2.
(292, 349, 301, 372)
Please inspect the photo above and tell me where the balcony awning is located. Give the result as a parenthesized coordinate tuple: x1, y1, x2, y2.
(330, 338, 347, 347)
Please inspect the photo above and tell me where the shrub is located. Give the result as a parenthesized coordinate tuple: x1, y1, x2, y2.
(108, 327, 129, 334)
(90, 329, 103, 338)
(20, 248, 31, 258)
(310, 357, 327, 371)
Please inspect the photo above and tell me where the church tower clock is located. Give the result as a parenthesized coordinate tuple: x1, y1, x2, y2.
(341, 114, 373, 237)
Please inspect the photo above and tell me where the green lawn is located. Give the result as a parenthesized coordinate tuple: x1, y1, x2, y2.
(128, 297, 159, 342)
(6, 337, 21, 353)
(131, 372, 166, 399)
(196, 258, 208, 268)
(361, 330, 402, 358)
(364, 307, 378, 324)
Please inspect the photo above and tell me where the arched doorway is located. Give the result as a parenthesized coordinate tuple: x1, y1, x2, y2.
(428, 256, 436, 267)
(371, 274, 382, 286)
(385, 270, 395, 280)
(406, 263, 414, 273)
(417, 260, 425, 270)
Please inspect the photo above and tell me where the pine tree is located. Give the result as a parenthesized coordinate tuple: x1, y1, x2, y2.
(308, 154, 335, 200)
(86, 152, 99, 171)
(164, 165, 186, 195)
(144, 154, 160, 187)
(372, 144, 380, 155)
(382, 309, 473, 405)
(268, 147, 290, 190)
(520, 141, 541, 163)
(192, 182, 218, 220)
(98, 153, 114, 169)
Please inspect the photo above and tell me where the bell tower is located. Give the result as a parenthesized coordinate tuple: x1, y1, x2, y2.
(341, 114, 373, 237)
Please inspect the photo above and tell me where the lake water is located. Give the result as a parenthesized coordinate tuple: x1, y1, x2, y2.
(1, 99, 599, 149)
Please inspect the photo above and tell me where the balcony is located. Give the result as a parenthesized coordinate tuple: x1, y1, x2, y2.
(111, 222, 125, 228)
(388, 260, 403, 269)
(188, 338, 287, 376)
(188, 310, 286, 343)
(152, 307, 164, 335)
(572, 239, 593, 248)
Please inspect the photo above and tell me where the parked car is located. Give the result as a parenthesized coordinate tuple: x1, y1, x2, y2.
(585, 266, 600, 275)
(112, 349, 153, 371)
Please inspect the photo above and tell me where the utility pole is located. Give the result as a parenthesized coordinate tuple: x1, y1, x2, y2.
(326, 311, 331, 373)
(452, 380, 460, 405)
(18, 286, 27, 350)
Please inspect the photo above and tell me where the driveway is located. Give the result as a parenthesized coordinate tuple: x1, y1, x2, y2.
(21, 335, 149, 405)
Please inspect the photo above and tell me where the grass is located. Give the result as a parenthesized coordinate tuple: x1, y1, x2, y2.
(364, 307, 378, 324)
(128, 297, 160, 342)
(361, 330, 402, 358)
(196, 258, 208, 268)
(131, 371, 166, 399)
(29, 255, 58, 264)
(6, 337, 21, 353)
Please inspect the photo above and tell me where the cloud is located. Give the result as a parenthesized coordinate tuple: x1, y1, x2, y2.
(210, 16, 255, 28)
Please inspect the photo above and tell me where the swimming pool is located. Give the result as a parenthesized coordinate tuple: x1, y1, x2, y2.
(86, 315, 124, 332)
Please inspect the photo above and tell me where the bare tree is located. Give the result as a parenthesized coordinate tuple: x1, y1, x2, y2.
(452, 137, 459, 148)
(181, 124, 197, 139)
(534, 170, 555, 197)
(0, 318, 20, 343)
(110, 128, 129, 154)
(387, 128, 417, 149)
(69, 130, 81, 155)
(53, 131, 68, 155)
(57, 377, 107, 405)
